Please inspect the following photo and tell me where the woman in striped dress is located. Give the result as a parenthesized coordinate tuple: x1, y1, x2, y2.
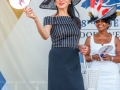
(24, 0, 88, 90)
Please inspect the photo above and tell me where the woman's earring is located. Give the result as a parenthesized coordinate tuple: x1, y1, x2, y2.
(69, 3, 71, 4)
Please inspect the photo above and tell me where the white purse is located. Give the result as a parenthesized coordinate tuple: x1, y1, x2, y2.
(81, 55, 99, 90)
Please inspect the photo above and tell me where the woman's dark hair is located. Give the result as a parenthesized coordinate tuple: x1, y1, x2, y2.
(101, 12, 117, 24)
(55, 1, 81, 29)
(95, 12, 117, 29)
(68, 2, 81, 29)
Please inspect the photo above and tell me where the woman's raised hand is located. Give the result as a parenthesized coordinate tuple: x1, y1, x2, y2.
(24, 6, 37, 19)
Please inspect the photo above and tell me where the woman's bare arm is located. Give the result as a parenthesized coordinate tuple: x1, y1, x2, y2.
(24, 6, 52, 40)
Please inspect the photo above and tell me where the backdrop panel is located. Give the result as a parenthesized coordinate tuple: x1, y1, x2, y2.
(0, 0, 120, 90)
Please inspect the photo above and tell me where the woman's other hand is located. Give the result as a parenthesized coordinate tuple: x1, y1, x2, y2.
(92, 54, 101, 61)
(102, 54, 112, 61)
(24, 6, 37, 19)
(79, 45, 88, 55)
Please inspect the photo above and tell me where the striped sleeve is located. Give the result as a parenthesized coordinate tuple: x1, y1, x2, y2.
(43, 16, 54, 26)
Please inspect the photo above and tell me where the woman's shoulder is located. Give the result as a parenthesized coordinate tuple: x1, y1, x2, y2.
(43, 15, 56, 26)
(44, 14, 73, 25)
(51, 13, 57, 17)
(115, 36, 119, 42)
(43, 14, 57, 22)
(85, 36, 91, 42)
(44, 16, 53, 19)
(44, 13, 72, 18)
(94, 33, 99, 37)
(114, 36, 120, 46)
(44, 13, 57, 18)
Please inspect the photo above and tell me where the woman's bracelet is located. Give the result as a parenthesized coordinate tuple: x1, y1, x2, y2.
(110, 56, 114, 62)
(90, 55, 93, 61)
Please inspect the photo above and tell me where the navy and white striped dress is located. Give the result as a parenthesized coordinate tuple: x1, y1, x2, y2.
(44, 16, 84, 90)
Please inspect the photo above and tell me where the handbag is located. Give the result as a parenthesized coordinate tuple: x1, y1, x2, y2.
(81, 55, 99, 90)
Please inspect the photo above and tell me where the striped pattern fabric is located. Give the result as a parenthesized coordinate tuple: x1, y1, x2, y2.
(44, 16, 81, 49)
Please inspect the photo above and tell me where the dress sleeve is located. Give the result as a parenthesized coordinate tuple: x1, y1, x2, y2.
(43, 16, 74, 26)
(43, 16, 54, 26)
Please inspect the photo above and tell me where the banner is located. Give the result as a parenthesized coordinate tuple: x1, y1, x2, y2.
(0, 0, 120, 90)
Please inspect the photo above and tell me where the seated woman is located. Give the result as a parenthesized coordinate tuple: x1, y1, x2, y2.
(84, 1, 120, 90)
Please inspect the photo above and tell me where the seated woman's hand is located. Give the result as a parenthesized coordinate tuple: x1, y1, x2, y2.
(92, 54, 101, 61)
(102, 54, 112, 61)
